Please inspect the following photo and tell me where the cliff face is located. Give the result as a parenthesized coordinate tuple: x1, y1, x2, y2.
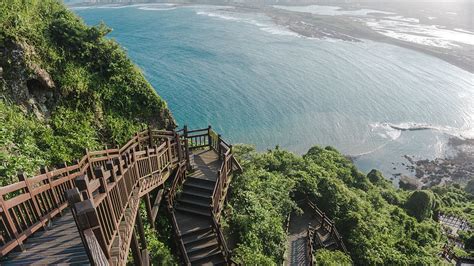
(0, 0, 174, 181)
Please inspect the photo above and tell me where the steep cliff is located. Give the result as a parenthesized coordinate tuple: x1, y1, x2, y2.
(0, 0, 174, 183)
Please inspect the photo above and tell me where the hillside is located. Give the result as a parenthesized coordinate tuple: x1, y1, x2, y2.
(226, 145, 474, 264)
(0, 0, 174, 184)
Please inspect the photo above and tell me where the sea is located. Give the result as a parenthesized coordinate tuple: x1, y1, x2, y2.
(73, 4, 474, 183)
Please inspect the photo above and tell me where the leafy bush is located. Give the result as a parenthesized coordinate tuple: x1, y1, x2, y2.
(0, 100, 51, 184)
(404, 190, 436, 221)
(144, 226, 176, 265)
(315, 249, 352, 266)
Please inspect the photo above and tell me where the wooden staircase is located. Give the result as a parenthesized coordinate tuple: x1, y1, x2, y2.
(174, 176, 226, 265)
(306, 199, 348, 264)
(167, 127, 241, 265)
(0, 126, 241, 265)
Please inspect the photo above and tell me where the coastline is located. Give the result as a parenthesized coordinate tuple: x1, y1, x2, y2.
(261, 6, 474, 74)
(69, 2, 474, 74)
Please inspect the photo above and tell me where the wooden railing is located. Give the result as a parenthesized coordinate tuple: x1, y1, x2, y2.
(307, 199, 348, 255)
(169, 126, 241, 265)
(68, 130, 182, 265)
(1, 125, 239, 265)
(0, 128, 182, 261)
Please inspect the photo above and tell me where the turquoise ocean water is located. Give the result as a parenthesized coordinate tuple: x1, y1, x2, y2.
(74, 4, 474, 182)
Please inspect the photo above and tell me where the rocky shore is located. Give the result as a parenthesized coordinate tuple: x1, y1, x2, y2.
(401, 138, 474, 188)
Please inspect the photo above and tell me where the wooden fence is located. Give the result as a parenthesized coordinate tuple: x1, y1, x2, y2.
(0, 128, 183, 260)
(307, 199, 348, 261)
(1, 126, 240, 265)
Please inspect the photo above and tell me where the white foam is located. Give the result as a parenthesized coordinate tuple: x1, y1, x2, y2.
(370, 122, 402, 141)
(139, 7, 176, 11)
(69, 6, 93, 10)
(366, 19, 474, 48)
(371, 122, 474, 140)
(273, 5, 394, 16)
(386, 16, 419, 23)
(196, 10, 300, 37)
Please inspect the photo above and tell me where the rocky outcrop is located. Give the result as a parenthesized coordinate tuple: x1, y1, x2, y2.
(0, 40, 56, 119)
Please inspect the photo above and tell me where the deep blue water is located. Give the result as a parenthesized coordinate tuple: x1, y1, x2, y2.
(74, 4, 474, 182)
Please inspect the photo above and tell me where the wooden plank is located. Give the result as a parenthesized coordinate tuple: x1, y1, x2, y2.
(150, 189, 164, 223)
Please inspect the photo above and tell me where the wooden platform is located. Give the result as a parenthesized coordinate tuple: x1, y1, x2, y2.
(1, 210, 88, 265)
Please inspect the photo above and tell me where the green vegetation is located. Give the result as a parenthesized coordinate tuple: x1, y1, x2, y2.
(314, 249, 352, 266)
(404, 190, 436, 221)
(226, 145, 473, 265)
(0, 0, 173, 183)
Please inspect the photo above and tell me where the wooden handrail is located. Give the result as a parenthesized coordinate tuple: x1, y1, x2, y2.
(68, 129, 182, 264)
(0, 128, 178, 259)
(1, 125, 239, 264)
(307, 199, 348, 255)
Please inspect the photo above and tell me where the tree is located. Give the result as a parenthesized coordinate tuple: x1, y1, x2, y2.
(405, 190, 435, 221)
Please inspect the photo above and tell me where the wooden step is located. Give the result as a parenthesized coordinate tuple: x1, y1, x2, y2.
(178, 198, 211, 209)
(183, 182, 214, 194)
(175, 205, 211, 217)
(2, 256, 90, 265)
(188, 246, 222, 263)
(187, 177, 216, 186)
(186, 239, 219, 256)
(181, 225, 213, 238)
(181, 190, 212, 202)
(8, 245, 86, 257)
(183, 228, 215, 246)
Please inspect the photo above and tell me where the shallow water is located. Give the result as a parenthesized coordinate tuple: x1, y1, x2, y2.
(75, 5, 474, 183)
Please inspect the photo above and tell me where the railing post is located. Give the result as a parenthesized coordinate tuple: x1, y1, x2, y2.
(166, 138, 173, 165)
(41, 166, 61, 214)
(75, 174, 93, 200)
(0, 194, 25, 253)
(148, 126, 153, 147)
(183, 125, 191, 170)
(74, 199, 111, 260)
(135, 132, 141, 151)
(95, 167, 119, 229)
(17, 172, 46, 229)
(147, 147, 153, 176)
(207, 125, 212, 149)
(217, 134, 222, 158)
(85, 148, 95, 179)
(175, 131, 183, 162)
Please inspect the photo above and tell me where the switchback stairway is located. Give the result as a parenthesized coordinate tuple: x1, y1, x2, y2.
(0, 126, 240, 265)
(168, 128, 242, 265)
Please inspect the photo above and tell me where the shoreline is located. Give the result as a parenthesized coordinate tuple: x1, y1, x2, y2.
(70, 2, 474, 74)
(260, 6, 474, 74)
